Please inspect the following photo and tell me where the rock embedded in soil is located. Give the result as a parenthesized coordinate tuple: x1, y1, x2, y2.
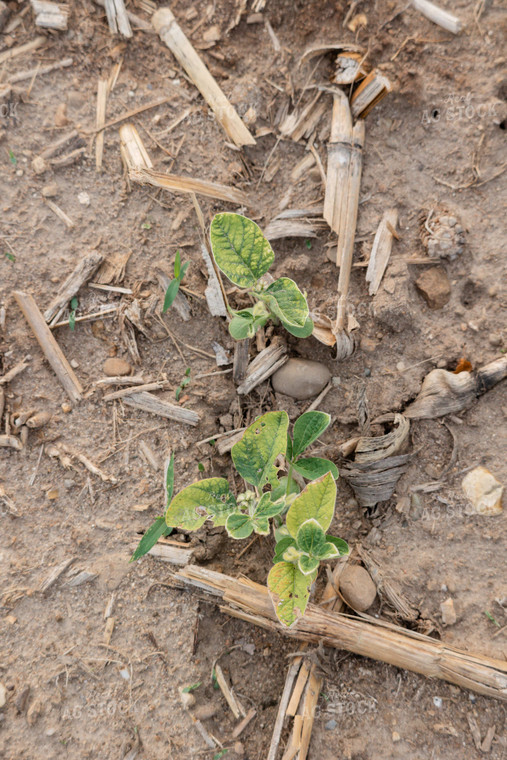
(462, 466, 503, 516)
(103, 357, 132, 376)
(440, 597, 457, 626)
(415, 267, 451, 309)
(339, 565, 377, 611)
(271, 359, 331, 400)
(193, 702, 218, 721)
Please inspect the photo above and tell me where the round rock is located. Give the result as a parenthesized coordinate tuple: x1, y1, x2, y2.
(103, 357, 132, 377)
(339, 565, 377, 611)
(271, 359, 331, 400)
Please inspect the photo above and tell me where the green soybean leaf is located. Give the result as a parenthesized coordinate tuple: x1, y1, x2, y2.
(210, 213, 274, 288)
(226, 512, 254, 539)
(229, 315, 254, 340)
(130, 516, 171, 562)
(281, 315, 314, 338)
(286, 472, 336, 538)
(319, 542, 341, 560)
(166, 478, 236, 530)
(292, 411, 331, 458)
(260, 278, 308, 327)
(163, 278, 181, 313)
(292, 457, 339, 481)
(270, 475, 300, 503)
(326, 535, 350, 556)
(297, 554, 321, 575)
(267, 561, 317, 627)
(254, 492, 285, 519)
(164, 453, 175, 506)
(296, 518, 327, 557)
(232, 411, 289, 488)
(273, 536, 296, 563)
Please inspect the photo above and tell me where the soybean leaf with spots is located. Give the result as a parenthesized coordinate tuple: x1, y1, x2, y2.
(210, 213, 274, 288)
(258, 277, 308, 328)
(286, 472, 336, 538)
(292, 411, 331, 459)
(165, 478, 236, 530)
(231, 411, 289, 488)
(267, 561, 317, 627)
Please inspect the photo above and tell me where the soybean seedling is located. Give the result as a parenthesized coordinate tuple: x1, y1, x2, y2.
(164, 410, 348, 627)
(163, 250, 190, 313)
(131, 454, 174, 562)
(210, 213, 314, 340)
(69, 297, 78, 331)
(175, 367, 191, 401)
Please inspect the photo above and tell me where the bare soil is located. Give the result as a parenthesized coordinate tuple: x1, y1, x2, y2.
(1, 1, 506, 759)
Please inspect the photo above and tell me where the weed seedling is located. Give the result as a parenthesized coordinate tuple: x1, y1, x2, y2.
(163, 410, 348, 627)
(68, 297, 78, 331)
(210, 213, 313, 340)
(163, 250, 190, 313)
(175, 367, 191, 401)
(131, 454, 174, 562)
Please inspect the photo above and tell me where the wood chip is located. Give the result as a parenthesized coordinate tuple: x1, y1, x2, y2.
(147, 542, 194, 565)
(152, 7, 255, 147)
(232, 707, 256, 738)
(102, 0, 132, 37)
(44, 252, 104, 325)
(236, 342, 288, 395)
(44, 199, 74, 229)
(365, 209, 398, 295)
(412, 0, 463, 34)
(121, 391, 200, 426)
(39, 557, 75, 593)
(0, 36, 45, 65)
(30, 0, 68, 30)
(96, 78, 108, 171)
(214, 663, 246, 719)
(13, 291, 83, 403)
(351, 70, 392, 119)
(129, 165, 248, 205)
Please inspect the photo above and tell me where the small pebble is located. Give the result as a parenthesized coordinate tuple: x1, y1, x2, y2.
(339, 565, 377, 611)
(271, 359, 331, 400)
(61, 402, 72, 413)
(364, 368, 371, 377)
(78, 191, 90, 206)
(41, 182, 59, 198)
(392, 731, 401, 742)
(440, 597, 457, 626)
(325, 719, 338, 730)
(70, 359, 79, 369)
(433, 697, 443, 708)
(103, 357, 131, 377)
(462, 467, 503, 515)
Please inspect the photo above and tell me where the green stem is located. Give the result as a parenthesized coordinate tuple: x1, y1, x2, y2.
(285, 461, 294, 498)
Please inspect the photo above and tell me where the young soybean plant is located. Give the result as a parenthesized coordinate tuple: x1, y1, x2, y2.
(210, 212, 314, 340)
(165, 410, 348, 627)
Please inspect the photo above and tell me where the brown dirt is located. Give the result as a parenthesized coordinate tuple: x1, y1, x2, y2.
(1, 1, 506, 759)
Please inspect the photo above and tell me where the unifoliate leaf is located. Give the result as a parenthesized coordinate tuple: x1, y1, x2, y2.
(164, 453, 175, 506)
(210, 213, 274, 288)
(292, 411, 331, 459)
(273, 536, 296, 563)
(166, 478, 236, 530)
(297, 554, 321, 575)
(326, 535, 350, 556)
(130, 516, 171, 562)
(286, 472, 336, 538)
(254, 492, 285, 519)
(296, 518, 328, 557)
(229, 314, 254, 340)
(163, 278, 181, 313)
(260, 278, 308, 328)
(232, 411, 289, 488)
(292, 457, 339, 481)
(267, 561, 317, 627)
(281, 315, 314, 338)
(226, 512, 254, 539)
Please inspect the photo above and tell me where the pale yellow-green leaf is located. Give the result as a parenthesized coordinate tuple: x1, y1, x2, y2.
(286, 472, 336, 538)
